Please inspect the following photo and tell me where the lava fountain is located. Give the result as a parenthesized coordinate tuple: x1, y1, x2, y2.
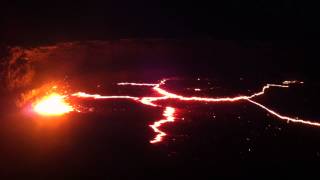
(33, 93, 74, 116)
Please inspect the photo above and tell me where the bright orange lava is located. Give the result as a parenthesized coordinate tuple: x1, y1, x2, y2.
(33, 93, 74, 116)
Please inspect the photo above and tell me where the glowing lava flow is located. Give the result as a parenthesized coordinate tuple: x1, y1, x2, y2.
(33, 79, 320, 143)
(247, 99, 320, 126)
(115, 79, 320, 142)
(72, 92, 140, 101)
(116, 79, 299, 106)
(149, 107, 176, 143)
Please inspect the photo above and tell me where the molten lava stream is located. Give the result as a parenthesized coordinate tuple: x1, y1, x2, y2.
(149, 107, 176, 144)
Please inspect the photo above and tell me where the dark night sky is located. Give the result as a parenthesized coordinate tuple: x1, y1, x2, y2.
(0, 1, 317, 43)
(1, 1, 319, 79)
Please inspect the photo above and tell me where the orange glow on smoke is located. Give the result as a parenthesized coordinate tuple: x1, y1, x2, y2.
(33, 93, 74, 116)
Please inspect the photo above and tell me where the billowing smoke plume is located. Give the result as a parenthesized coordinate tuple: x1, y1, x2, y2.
(3, 47, 36, 90)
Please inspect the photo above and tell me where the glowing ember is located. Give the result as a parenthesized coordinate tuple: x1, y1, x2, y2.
(33, 93, 74, 116)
